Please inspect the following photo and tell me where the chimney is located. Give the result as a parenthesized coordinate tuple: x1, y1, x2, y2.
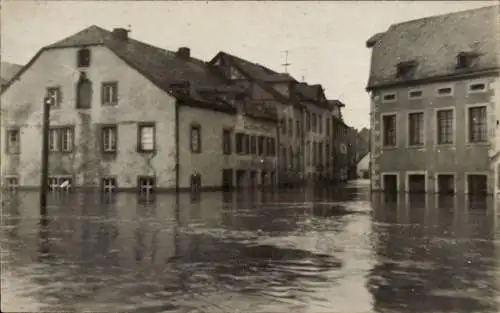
(112, 28, 129, 41)
(177, 47, 191, 59)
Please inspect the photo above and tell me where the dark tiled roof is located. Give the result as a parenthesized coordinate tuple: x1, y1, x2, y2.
(367, 5, 500, 89)
(365, 32, 385, 48)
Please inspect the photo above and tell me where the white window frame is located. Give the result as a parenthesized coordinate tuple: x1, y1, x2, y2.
(4, 176, 19, 190)
(102, 82, 118, 106)
(101, 176, 117, 193)
(49, 128, 60, 152)
(381, 112, 398, 148)
(381, 172, 400, 192)
(138, 176, 156, 195)
(48, 175, 73, 191)
(6, 128, 20, 154)
(467, 80, 488, 95)
(47, 86, 61, 109)
(102, 126, 117, 152)
(138, 124, 155, 152)
(436, 84, 454, 98)
(434, 107, 456, 146)
(61, 127, 73, 152)
(465, 172, 489, 195)
(405, 171, 428, 193)
(465, 103, 488, 145)
(408, 88, 423, 100)
(434, 172, 456, 195)
(381, 92, 397, 103)
(407, 110, 425, 148)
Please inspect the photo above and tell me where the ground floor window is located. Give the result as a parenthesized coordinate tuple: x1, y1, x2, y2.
(48, 176, 72, 191)
(436, 174, 454, 195)
(138, 176, 155, 196)
(4, 177, 18, 191)
(190, 173, 202, 192)
(101, 177, 117, 193)
(467, 174, 487, 195)
(382, 174, 398, 193)
(222, 169, 233, 191)
(407, 174, 426, 193)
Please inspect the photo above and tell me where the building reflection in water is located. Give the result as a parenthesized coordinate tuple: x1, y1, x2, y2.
(368, 192, 498, 313)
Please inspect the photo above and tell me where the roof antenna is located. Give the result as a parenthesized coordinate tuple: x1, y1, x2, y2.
(282, 50, 291, 73)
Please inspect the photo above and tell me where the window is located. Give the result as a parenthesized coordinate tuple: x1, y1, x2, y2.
(456, 52, 478, 69)
(102, 125, 117, 153)
(101, 177, 117, 193)
(468, 82, 486, 94)
(138, 176, 155, 195)
(4, 177, 18, 191)
(280, 145, 287, 169)
(296, 120, 300, 137)
(190, 124, 201, 153)
(76, 78, 92, 109)
(437, 109, 454, 144)
(222, 129, 232, 155)
(242, 134, 249, 155)
(408, 89, 423, 99)
(235, 133, 243, 154)
(396, 60, 417, 78)
(102, 82, 118, 106)
(48, 176, 72, 191)
(408, 112, 424, 146)
(250, 135, 257, 155)
(47, 87, 61, 109)
(318, 116, 323, 134)
(312, 142, 317, 165)
(6, 128, 20, 154)
(258, 136, 265, 156)
(382, 93, 397, 103)
(326, 118, 331, 137)
(468, 106, 487, 143)
(288, 118, 293, 137)
(266, 137, 275, 156)
(289, 146, 294, 170)
(306, 141, 311, 165)
(467, 174, 487, 195)
(48, 126, 74, 152)
(77, 48, 91, 67)
(281, 119, 286, 135)
(312, 113, 317, 132)
(437, 86, 453, 97)
(318, 142, 323, 165)
(325, 144, 330, 167)
(138, 123, 155, 152)
(382, 114, 397, 147)
(306, 111, 311, 132)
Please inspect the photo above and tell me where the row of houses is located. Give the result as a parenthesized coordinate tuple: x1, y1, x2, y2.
(1, 25, 360, 193)
(366, 5, 500, 195)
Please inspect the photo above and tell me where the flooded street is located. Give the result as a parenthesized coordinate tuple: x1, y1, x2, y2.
(1, 180, 499, 313)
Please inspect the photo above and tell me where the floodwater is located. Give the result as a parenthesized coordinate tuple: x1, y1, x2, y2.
(1, 180, 499, 313)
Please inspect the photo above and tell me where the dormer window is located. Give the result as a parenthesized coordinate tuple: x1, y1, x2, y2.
(77, 48, 91, 67)
(456, 51, 479, 69)
(396, 60, 417, 78)
(229, 66, 244, 80)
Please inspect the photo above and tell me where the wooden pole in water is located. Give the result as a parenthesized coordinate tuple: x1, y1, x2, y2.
(40, 96, 51, 222)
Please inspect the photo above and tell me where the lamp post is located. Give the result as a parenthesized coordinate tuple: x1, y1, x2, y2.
(39, 96, 52, 222)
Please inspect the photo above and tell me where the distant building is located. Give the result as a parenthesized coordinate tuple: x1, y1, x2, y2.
(366, 5, 500, 195)
(1, 26, 279, 193)
(357, 152, 370, 179)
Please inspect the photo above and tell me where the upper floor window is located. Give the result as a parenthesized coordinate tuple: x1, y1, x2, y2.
(396, 60, 417, 78)
(190, 124, 201, 153)
(312, 113, 317, 132)
(138, 123, 155, 152)
(382, 92, 397, 103)
(468, 82, 487, 94)
(296, 120, 300, 137)
(6, 128, 20, 154)
(102, 82, 118, 106)
(281, 119, 286, 135)
(456, 51, 479, 69)
(250, 135, 257, 155)
(437, 86, 453, 97)
(318, 115, 323, 134)
(288, 118, 293, 137)
(235, 133, 244, 154)
(408, 112, 424, 146)
(77, 48, 91, 67)
(49, 126, 74, 153)
(76, 75, 92, 109)
(222, 129, 232, 155)
(266, 137, 275, 156)
(382, 114, 397, 147)
(326, 118, 331, 136)
(468, 106, 487, 143)
(258, 136, 265, 156)
(408, 89, 423, 99)
(306, 111, 311, 132)
(437, 109, 454, 145)
(47, 87, 62, 109)
(102, 125, 117, 153)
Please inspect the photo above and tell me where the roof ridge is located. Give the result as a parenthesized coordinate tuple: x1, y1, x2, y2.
(389, 4, 498, 29)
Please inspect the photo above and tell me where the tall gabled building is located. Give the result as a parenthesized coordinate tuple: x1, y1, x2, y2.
(366, 5, 500, 195)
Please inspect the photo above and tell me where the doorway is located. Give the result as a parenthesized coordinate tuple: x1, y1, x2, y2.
(467, 174, 487, 195)
(382, 174, 398, 193)
(408, 174, 426, 193)
(222, 169, 233, 192)
(437, 174, 454, 195)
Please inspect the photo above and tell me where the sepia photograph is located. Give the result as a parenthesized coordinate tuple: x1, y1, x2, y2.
(1, 0, 499, 312)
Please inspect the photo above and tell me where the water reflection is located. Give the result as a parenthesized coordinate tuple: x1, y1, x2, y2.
(369, 193, 499, 313)
(1, 185, 498, 313)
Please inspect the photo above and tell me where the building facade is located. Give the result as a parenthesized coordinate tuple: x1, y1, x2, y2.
(1, 26, 278, 194)
(366, 5, 500, 195)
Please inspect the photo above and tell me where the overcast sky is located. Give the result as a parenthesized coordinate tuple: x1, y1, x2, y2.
(2, 0, 495, 129)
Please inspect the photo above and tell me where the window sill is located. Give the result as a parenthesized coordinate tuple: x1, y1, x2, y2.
(382, 146, 398, 150)
(102, 103, 118, 107)
(137, 149, 156, 153)
(407, 145, 425, 149)
(465, 142, 489, 147)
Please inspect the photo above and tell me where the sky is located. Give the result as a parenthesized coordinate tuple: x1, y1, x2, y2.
(1, 0, 495, 129)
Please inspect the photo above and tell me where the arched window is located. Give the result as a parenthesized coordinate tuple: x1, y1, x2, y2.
(76, 75, 92, 109)
(77, 48, 91, 67)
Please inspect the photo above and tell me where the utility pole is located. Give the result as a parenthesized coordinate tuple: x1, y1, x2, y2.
(40, 96, 51, 223)
(282, 50, 291, 73)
